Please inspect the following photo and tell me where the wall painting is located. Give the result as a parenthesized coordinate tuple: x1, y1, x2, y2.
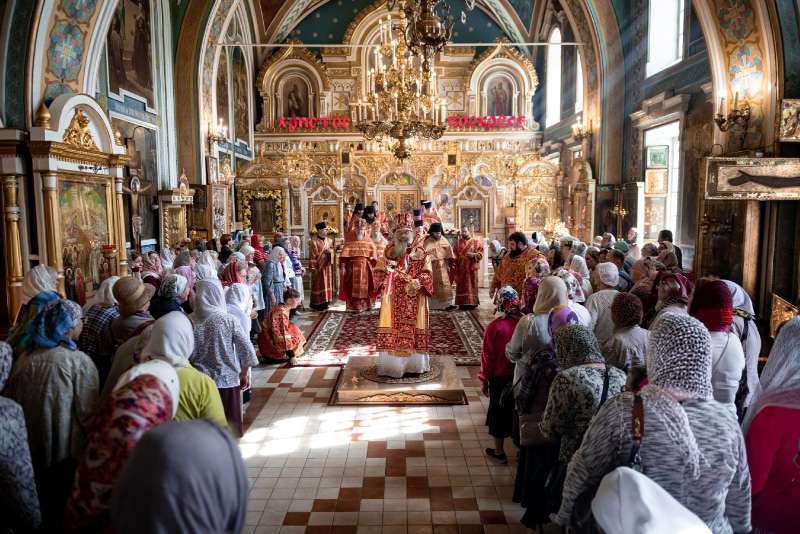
(107, 0, 155, 107)
(232, 47, 249, 143)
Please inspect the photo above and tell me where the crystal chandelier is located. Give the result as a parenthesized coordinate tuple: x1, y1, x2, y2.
(353, 9, 447, 160)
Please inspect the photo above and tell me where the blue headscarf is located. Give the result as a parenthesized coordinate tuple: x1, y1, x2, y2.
(25, 299, 83, 352)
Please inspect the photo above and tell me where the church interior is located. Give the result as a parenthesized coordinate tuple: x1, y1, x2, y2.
(2, 0, 800, 532)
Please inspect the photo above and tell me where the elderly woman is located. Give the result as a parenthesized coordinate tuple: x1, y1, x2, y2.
(220, 256, 247, 288)
(190, 280, 258, 437)
(65, 360, 179, 533)
(174, 265, 196, 314)
(77, 276, 120, 377)
(722, 280, 761, 411)
(602, 292, 649, 371)
(585, 262, 620, 346)
(8, 265, 60, 357)
(552, 269, 591, 325)
(690, 280, 745, 408)
(521, 258, 550, 314)
(226, 282, 253, 338)
(173, 249, 194, 270)
(5, 300, 99, 528)
(647, 272, 690, 327)
(743, 317, 800, 533)
(148, 273, 189, 319)
(489, 239, 508, 269)
(262, 246, 288, 313)
(0, 342, 41, 532)
(480, 287, 522, 463)
(258, 288, 305, 364)
(555, 313, 751, 534)
(111, 420, 248, 534)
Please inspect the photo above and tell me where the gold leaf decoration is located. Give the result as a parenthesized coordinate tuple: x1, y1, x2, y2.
(63, 109, 98, 151)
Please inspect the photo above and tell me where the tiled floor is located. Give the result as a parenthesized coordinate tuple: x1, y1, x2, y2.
(241, 289, 533, 534)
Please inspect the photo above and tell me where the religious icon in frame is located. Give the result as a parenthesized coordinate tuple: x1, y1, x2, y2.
(645, 169, 668, 194)
(206, 156, 219, 184)
(459, 207, 482, 234)
(646, 145, 669, 169)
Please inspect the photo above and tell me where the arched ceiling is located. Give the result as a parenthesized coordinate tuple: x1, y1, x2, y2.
(260, 0, 534, 45)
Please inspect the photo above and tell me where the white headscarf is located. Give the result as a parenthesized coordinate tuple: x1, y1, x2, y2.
(270, 246, 286, 263)
(197, 250, 217, 270)
(82, 276, 120, 312)
(22, 265, 58, 303)
(160, 248, 175, 272)
(141, 311, 195, 368)
(195, 264, 218, 282)
(225, 283, 252, 337)
(192, 279, 227, 320)
(742, 317, 800, 433)
(114, 359, 180, 417)
(723, 280, 755, 315)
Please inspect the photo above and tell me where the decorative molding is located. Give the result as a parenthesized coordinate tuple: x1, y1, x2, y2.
(468, 39, 539, 90)
(62, 109, 98, 150)
(342, 0, 387, 45)
(256, 39, 331, 91)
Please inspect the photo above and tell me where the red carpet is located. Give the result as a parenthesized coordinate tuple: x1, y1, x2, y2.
(294, 310, 484, 366)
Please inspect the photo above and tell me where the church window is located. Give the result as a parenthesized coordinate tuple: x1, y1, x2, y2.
(545, 28, 562, 127)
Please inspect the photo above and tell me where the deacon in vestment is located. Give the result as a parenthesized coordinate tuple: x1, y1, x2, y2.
(344, 203, 364, 242)
(309, 222, 334, 310)
(491, 231, 542, 297)
(338, 220, 377, 312)
(376, 218, 434, 378)
(423, 222, 455, 310)
(371, 227, 390, 292)
(454, 226, 483, 309)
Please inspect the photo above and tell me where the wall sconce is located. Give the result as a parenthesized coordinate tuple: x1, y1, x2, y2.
(207, 119, 228, 146)
(714, 91, 751, 134)
(572, 120, 592, 143)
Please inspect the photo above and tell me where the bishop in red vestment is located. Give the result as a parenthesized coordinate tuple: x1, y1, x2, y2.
(454, 226, 483, 309)
(338, 221, 377, 312)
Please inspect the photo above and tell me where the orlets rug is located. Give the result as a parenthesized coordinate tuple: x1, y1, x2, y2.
(294, 309, 484, 366)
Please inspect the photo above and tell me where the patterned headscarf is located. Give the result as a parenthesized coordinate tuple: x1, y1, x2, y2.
(174, 266, 196, 295)
(553, 324, 605, 369)
(158, 274, 188, 299)
(0, 342, 11, 390)
(26, 299, 83, 352)
(160, 249, 175, 272)
(195, 264, 218, 282)
(220, 258, 245, 288)
(653, 272, 690, 311)
(141, 253, 164, 280)
(554, 268, 584, 303)
(643, 312, 711, 478)
(611, 292, 643, 328)
(495, 286, 520, 317)
(548, 305, 579, 340)
(22, 265, 59, 303)
(527, 257, 550, 277)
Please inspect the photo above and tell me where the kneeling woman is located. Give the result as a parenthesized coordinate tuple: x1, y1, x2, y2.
(258, 288, 306, 365)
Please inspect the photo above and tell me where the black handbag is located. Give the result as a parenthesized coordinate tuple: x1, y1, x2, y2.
(544, 365, 612, 515)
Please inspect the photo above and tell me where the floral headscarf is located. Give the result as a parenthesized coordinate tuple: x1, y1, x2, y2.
(495, 286, 520, 317)
(158, 274, 188, 299)
(553, 323, 605, 369)
(141, 253, 164, 280)
(25, 299, 83, 352)
(548, 304, 579, 340)
(0, 342, 11, 389)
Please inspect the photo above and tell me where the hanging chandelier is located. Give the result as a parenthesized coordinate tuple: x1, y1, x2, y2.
(392, 0, 454, 72)
(353, 8, 448, 160)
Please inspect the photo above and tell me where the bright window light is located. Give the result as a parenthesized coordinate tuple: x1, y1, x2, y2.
(546, 28, 562, 127)
(575, 53, 583, 114)
(646, 0, 685, 76)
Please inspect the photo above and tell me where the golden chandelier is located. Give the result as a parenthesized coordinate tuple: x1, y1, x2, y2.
(353, 6, 447, 160)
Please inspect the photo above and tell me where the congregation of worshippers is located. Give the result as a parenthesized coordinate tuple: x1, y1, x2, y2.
(1, 203, 798, 534)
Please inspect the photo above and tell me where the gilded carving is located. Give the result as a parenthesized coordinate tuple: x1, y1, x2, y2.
(256, 39, 331, 91)
(63, 109, 99, 151)
(779, 99, 800, 142)
(468, 39, 539, 90)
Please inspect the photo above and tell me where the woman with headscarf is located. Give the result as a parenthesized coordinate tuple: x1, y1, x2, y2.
(723, 280, 761, 410)
(140, 312, 226, 427)
(262, 246, 288, 314)
(540, 324, 626, 469)
(226, 282, 253, 338)
(585, 262, 620, 346)
(742, 317, 800, 533)
(251, 232, 266, 255)
(630, 257, 657, 293)
(553, 269, 591, 326)
(148, 273, 189, 319)
(220, 256, 246, 288)
(172, 249, 193, 270)
(190, 280, 258, 437)
(174, 265, 196, 314)
(4, 300, 99, 527)
(101, 323, 154, 400)
(480, 286, 522, 463)
(77, 276, 120, 378)
(140, 251, 164, 289)
(64, 360, 179, 533)
(521, 258, 550, 315)
(160, 248, 175, 272)
(489, 239, 507, 269)
(196, 250, 219, 276)
(258, 287, 305, 364)
(565, 243, 593, 300)
(690, 280, 745, 409)
(8, 265, 60, 357)
(555, 313, 752, 533)
(0, 342, 41, 532)
(602, 292, 649, 372)
(288, 235, 306, 309)
(510, 301, 578, 528)
(646, 271, 690, 327)
(111, 419, 248, 534)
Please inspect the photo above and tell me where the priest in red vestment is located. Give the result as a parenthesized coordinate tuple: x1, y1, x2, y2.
(375, 217, 434, 378)
(309, 222, 334, 310)
(421, 200, 442, 232)
(344, 203, 364, 242)
(338, 219, 377, 312)
(454, 225, 484, 309)
(491, 231, 542, 297)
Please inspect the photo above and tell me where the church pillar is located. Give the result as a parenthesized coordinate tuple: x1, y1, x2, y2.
(112, 170, 129, 276)
(3, 175, 24, 321)
(41, 172, 65, 295)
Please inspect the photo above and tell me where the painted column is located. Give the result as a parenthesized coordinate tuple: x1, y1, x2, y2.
(41, 172, 65, 295)
(112, 170, 129, 276)
(3, 175, 24, 321)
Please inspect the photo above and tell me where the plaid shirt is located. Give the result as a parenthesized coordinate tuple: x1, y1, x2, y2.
(77, 304, 120, 358)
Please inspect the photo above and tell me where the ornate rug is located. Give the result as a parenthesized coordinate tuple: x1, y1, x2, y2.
(294, 309, 484, 367)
